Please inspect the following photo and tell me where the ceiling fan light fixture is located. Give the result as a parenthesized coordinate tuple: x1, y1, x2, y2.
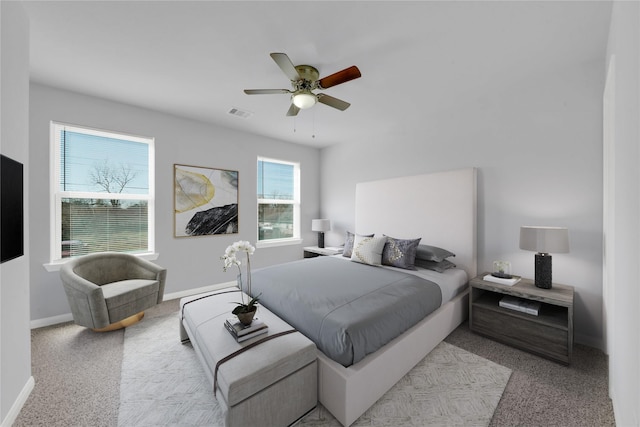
(292, 90, 317, 109)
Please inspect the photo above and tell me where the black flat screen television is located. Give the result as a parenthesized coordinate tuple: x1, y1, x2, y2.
(1, 154, 24, 263)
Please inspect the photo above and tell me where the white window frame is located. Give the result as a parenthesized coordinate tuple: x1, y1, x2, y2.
(256, 156, 301, 248)
(46, 122, 156, 269)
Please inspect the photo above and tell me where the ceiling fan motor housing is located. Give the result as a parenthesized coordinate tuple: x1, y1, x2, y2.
(294, 65, 320, 86)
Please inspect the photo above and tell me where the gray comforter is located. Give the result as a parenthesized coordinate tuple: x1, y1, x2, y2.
(250, 256, 442, 367)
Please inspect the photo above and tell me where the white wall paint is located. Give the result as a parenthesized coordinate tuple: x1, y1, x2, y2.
(0, 2, 33, 425)
(28, 83, 321, 322)
(605, 2, 640, 425)
(321, 59, 605, 348)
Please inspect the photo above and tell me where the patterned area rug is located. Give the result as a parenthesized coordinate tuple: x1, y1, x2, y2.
(119, 314, 511, 426)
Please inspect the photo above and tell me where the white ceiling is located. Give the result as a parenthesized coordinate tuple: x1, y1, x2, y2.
(23, 1, 612, 148)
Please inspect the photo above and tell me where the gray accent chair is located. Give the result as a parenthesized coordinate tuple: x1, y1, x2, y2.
(60, 252, 166, 331)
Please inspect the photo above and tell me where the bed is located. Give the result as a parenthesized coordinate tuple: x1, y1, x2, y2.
(255, 168, 478, 426)
(251, 255, 468, 367)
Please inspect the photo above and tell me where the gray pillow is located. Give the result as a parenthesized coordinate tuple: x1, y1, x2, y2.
(415, 258, 457, 273)
(382, 236, 421, 270)
(415, 244, 455, 263)
(343, 231, 374, 258)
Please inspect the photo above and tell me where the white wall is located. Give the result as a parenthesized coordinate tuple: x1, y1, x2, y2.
(320, 59, 605, 348)
(604, 1, 640, 425)
(0, 2, 33, 425)
(28, 83, 321, 323)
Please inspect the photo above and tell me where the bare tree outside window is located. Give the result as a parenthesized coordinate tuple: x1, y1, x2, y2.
(89, 160, 138, 207)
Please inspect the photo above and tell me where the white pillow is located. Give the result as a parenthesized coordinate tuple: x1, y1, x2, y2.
(351, 235, 387, 266)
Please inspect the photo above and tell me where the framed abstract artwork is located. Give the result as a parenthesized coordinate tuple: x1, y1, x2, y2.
(174, 164, 238, 237)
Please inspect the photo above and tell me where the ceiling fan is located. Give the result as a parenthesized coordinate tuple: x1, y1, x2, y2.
(244, 52, 361, 117)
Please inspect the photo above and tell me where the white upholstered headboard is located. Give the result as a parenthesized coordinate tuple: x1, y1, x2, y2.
(355, 168, 477, 279)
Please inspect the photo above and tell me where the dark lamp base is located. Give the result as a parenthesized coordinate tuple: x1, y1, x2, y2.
(317, 232, 325, 248)
(535, 253, 552, 289)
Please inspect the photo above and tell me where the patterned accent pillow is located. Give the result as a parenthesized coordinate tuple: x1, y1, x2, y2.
(415, 244, 456, 263)
(351, 235, 387, 266)
(382, 236, 422, 270)
(343, 231, 375, 258)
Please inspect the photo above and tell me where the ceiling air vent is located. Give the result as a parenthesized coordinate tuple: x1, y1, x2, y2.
(228, 107, 253, 119)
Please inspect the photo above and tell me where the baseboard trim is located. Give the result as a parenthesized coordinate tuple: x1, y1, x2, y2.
(30, 281, 238, 329)
(0, 376, 34, 427)
(31, 313, 73, 329)
(575, 333, 604, 352)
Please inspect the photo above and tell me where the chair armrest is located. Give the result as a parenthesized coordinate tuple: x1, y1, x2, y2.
(60, 264, 109, 328)
(127, 257, 167, 304)
(60, 265, 100, 294)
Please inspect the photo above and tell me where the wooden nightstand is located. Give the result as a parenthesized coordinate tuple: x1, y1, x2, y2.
(303, 246, 343, 258)
(469, 273, 574, 365)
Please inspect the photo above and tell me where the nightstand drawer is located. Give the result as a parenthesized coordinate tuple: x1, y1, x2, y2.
(472, 305, 569, 363)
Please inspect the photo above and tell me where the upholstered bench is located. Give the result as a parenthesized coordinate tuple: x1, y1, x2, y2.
(179, 288, 317, 427)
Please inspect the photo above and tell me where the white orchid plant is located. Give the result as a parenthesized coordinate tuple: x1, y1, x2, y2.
(221, 240, 260, 314)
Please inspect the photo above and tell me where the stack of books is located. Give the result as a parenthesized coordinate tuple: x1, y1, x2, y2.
(499, 296, 541, 316)
(224, 317, 268, 342)
(483, 274, 521, 286)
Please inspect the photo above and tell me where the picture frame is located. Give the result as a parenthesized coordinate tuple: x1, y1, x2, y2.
(174, 164, 238, 237)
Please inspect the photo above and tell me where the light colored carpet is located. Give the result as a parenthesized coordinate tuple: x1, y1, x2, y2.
(15, 299, 613, 426)
(119, 313, 511, 426)
(118, 314, 223, 426)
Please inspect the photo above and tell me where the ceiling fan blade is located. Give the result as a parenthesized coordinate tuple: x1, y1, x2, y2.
(270, 53, 301, 81)
(286, 104, 300, 117)
(244, 89, 291, 95)
(318, 66, 361, 89)
(317, 94, 351, 111)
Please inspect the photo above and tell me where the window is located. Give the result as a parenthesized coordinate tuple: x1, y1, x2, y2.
(50, 122, 154, 262)
(257, 157, 300, 246)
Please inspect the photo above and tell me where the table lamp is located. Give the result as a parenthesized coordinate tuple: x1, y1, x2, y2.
(519, 226, 569, 289)
(311, 219, 331, 248)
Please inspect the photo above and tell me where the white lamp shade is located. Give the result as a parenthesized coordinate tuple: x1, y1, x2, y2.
(293, 91, 317, 109)
(519, 226, 569, 254)
(311, 219, 331, 232)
